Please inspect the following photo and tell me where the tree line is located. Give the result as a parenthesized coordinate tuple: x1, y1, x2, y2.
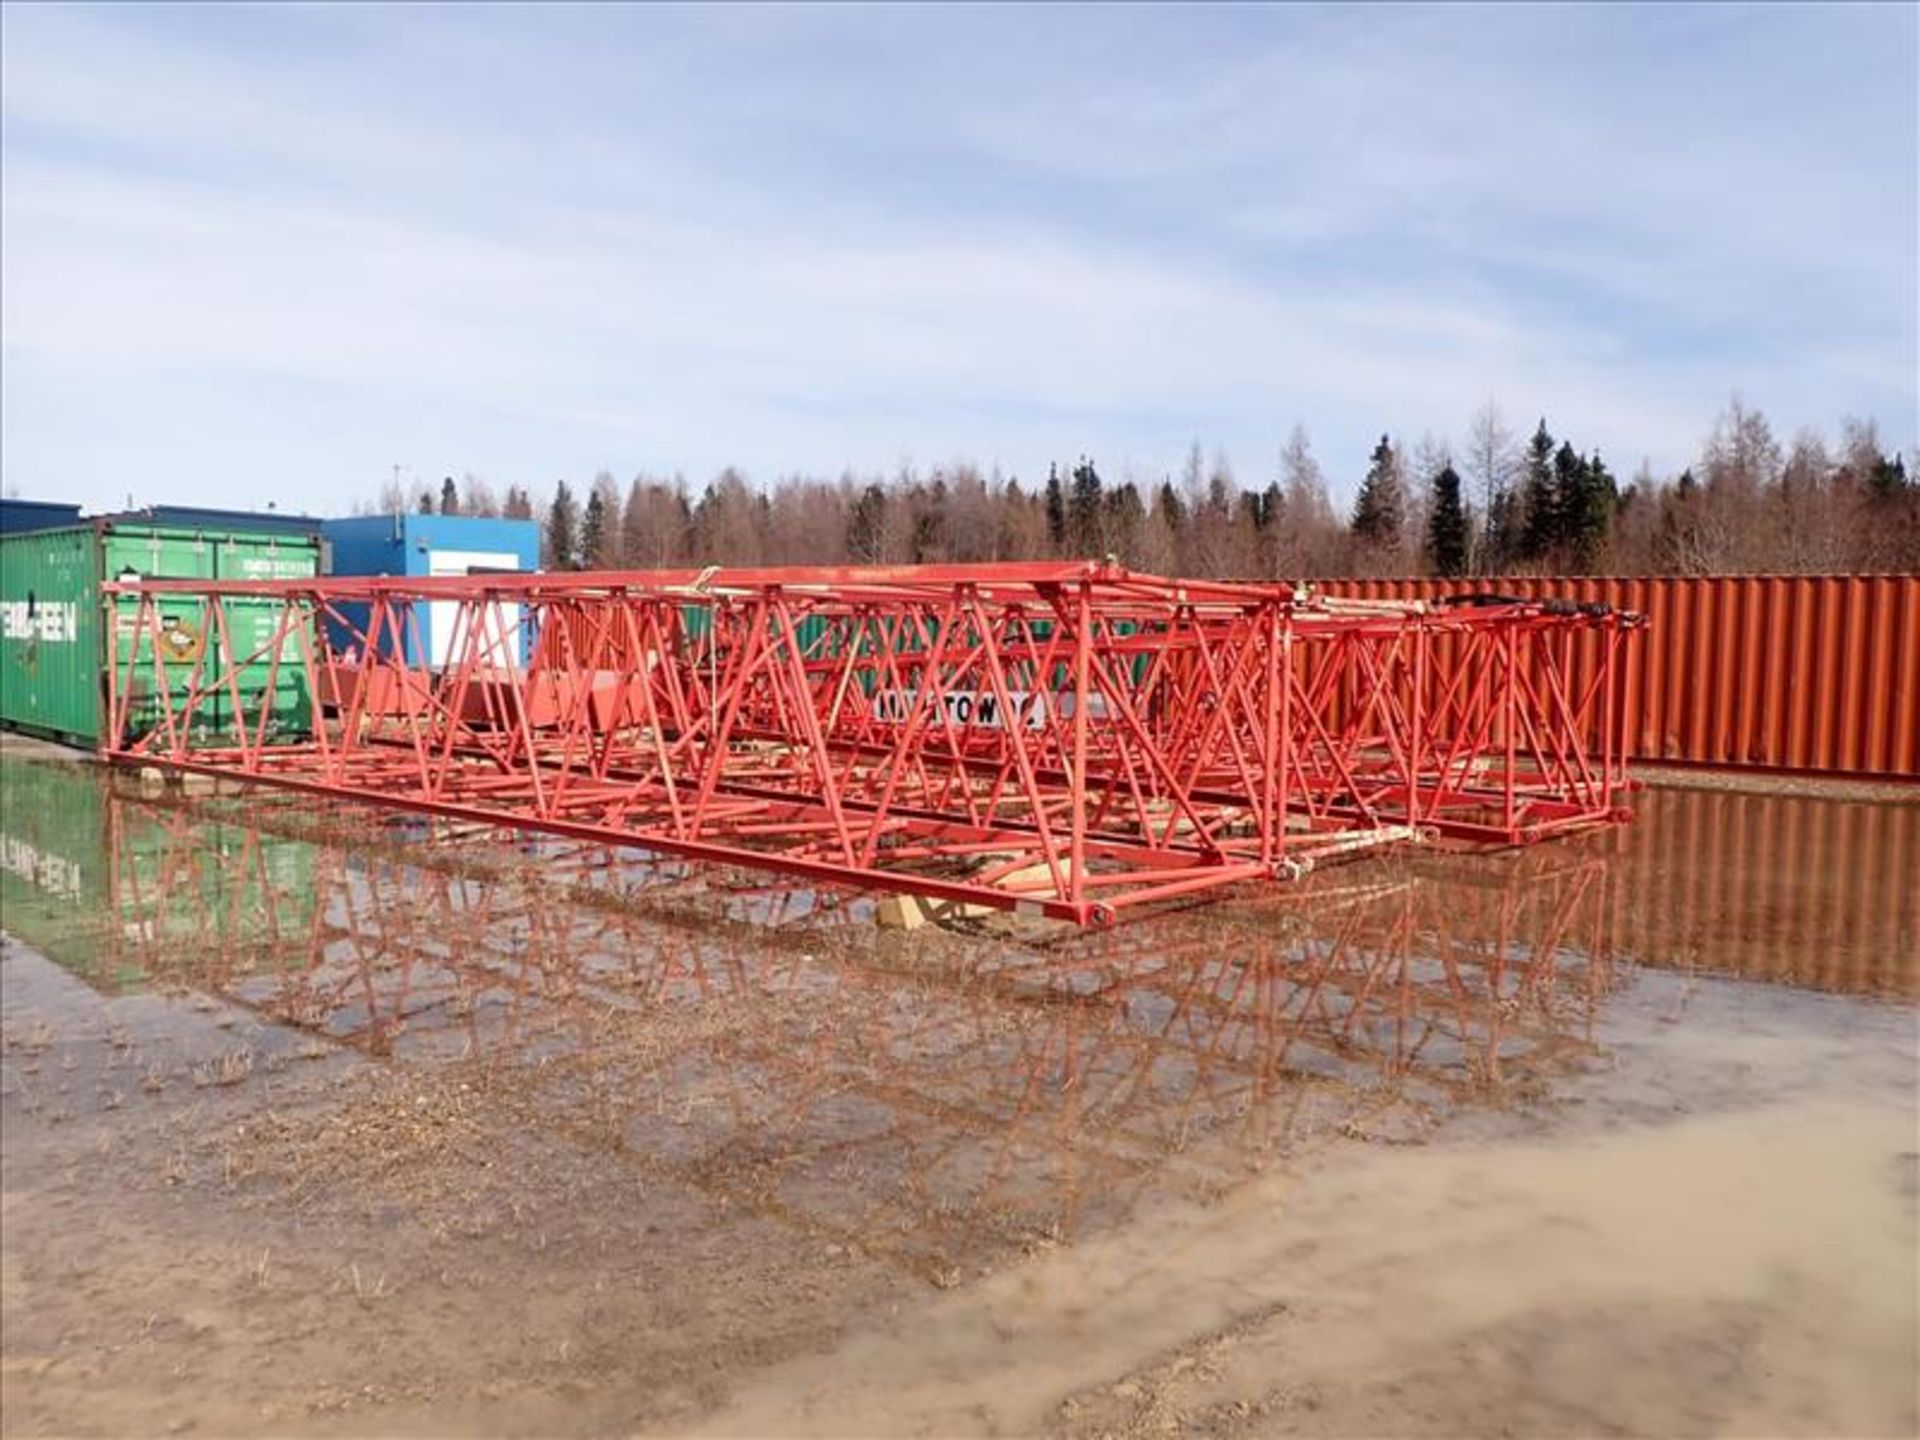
(368, 399, 1917, 578)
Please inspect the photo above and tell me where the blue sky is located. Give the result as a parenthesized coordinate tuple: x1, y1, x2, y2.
(3, 2, 1914, 515)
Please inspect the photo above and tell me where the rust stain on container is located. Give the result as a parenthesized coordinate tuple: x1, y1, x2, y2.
(1315, 575, 1920, 779)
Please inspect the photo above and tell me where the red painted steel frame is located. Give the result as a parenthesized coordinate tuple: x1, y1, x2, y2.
(100, 562, 1640, 926)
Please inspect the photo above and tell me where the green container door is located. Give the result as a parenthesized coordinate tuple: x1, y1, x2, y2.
(0, 526, 105, 743)
(104, 525, 321, 745)
(104, 526, 218, 743)
(213, 533, 316, 739)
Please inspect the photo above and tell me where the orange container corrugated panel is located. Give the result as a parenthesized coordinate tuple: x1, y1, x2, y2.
(1312, 575, 1920, 779)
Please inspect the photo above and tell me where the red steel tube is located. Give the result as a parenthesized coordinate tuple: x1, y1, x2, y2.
(99, 565, 1642, 926)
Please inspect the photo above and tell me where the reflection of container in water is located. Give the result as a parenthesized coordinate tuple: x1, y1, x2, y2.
(0, 757, 318, 989)
(1600, 785, 1919, 998)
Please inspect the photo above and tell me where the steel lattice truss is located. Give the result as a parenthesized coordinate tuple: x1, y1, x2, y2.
(103, 562, 1642, 925)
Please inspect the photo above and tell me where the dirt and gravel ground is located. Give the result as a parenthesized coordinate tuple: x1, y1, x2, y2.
(1, 752, 1914, 1437)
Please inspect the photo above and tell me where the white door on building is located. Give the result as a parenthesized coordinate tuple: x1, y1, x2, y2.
(426, 550, 523, 669)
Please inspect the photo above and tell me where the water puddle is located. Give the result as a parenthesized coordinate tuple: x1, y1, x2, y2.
(2, 752, 1914, 1436)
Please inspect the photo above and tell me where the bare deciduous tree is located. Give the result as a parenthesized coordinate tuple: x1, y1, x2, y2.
(1465, 401, 1517, 574)
(346, 403, 1910, 579)
(460, 474, 500, 518)
(1276, 425, 1342, 577)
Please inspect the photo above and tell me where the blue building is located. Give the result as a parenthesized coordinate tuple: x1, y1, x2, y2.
(322, 513, 540, 666)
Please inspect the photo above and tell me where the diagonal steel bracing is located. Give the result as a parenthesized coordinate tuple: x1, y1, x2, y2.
(101, 562, 1641, 925)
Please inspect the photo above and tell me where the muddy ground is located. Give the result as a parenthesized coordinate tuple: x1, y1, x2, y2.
(1, 753, 1915, 1437)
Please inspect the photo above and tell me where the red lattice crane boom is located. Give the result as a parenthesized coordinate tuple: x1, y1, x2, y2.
(102, 562, 1640, 926)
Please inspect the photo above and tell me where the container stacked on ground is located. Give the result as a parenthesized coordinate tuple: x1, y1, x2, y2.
(1, 511, 321, 747)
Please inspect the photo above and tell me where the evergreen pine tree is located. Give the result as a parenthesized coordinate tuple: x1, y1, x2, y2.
(1104, 482, 1145, 564)
(1351, 435, 1405, 551)
(1157, 481, 1186, 531)
(1254, 480, 1286, 578)
(1069, 457, 1104, 557)
(546, 480, 579, 570)
(1657, 469, 1702, 571)
(911, 478, 947, 562)
(1426, 464, 1468, 577)
(439, 476, 459, 515)
(1870, 453, 1910, 500)
(1485, 488, 1520, 572)
(1549, 442, 1586, 566)
(1044, 463, 1067, 554)
(1568, 451, 1617, 570)
(580, 488, 607, 570)
(1519, 420, 1556, 562)
(847, 484, 887, 563)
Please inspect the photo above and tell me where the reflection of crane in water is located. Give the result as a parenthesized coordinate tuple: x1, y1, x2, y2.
(83, 783, 1623, 1280)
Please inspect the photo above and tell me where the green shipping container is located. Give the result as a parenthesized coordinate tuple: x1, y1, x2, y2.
(1, 519, 320, 748)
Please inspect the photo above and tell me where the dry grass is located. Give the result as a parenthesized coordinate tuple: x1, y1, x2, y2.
(191, 1049, 254, 1088)
(346, 1262, 390, 1304)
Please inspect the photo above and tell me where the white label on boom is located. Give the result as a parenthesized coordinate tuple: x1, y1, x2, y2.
(870, 688, 1109, 730)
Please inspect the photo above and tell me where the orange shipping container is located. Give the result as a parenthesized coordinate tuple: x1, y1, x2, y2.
(1313, 575, 1920, 779)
